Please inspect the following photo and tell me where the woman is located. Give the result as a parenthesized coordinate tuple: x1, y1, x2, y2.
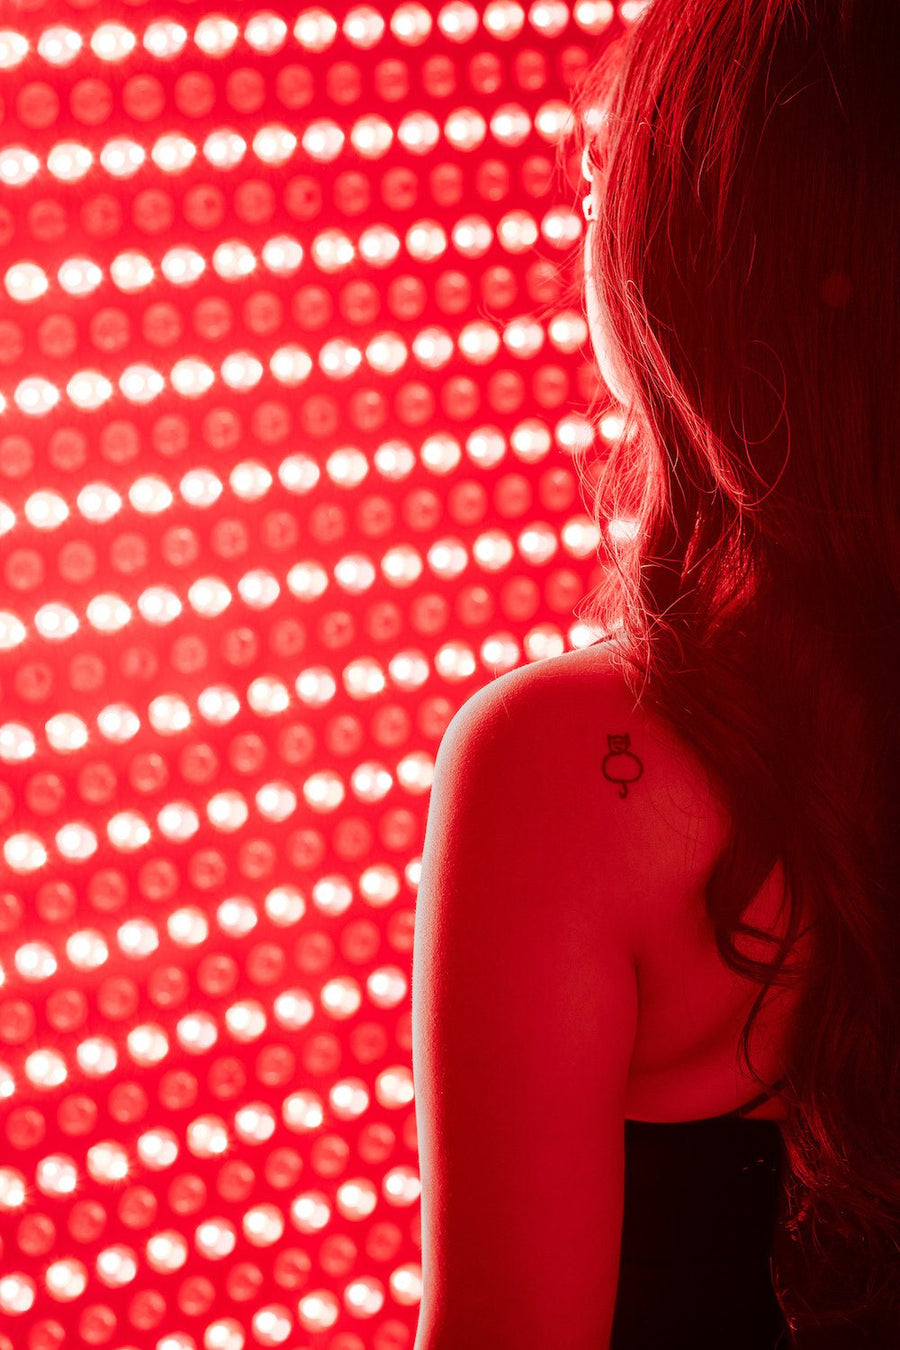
(412, 1, 898, 1346)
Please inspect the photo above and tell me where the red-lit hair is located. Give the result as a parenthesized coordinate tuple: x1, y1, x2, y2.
(566, 0, 899, 1337)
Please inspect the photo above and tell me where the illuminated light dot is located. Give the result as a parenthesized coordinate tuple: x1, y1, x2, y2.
(99, 138, 146, 178)
(294, 8, 339, 51)
(282, 1091, 324, 1133)
(203, 128, 248, 169)
(318, 339, 363, 381)
(156, 798, 200, 841)
(253, 123, 297, 166)
(252, 1305, 294, 1345)
(146, 694, 191, 737)
(205, 1318, 246, 1350)
(289, 1191, 332, 1235)
(444, 106, 487, 152)
(260, 234, 303, 275)
(14, 941, 57, 982)
(502, 315, 545, 359)
(309, 228, 355, 274)
(5, 261, 49, 303)
(205, 790, 250, 833)
(272, 989, 314, 1031)
(97, 705, 142, 745)
(451, 215, 493, 258)
(194, 15, 239, 56)
(517, 520, 559, 565)
(180, 467, 225, 508)
(535, 98, 576, 146)
(90, 23, 136, 61)
(301, 119, 345, 163)
(392, 2, 433, 42)
(110, 252, 155, 293)
(386, 649, 430, 691)
(254, 780, 297, 824)
(529, 0, 570, 34)
(560, 514, 602, 559)
(335, 1176, 377, 1220)
(36, 1155, 77, 1196)
(0, 723, 36, 763)
(224, 1000, 266, 1043)
(396, 111, 440, 155)
(229, 459, 273, 501)
(343, 1275, 385, 1316)
(236, 568, 280, 610)
(599, 411, 628, 441)
(76, 1035, 118, 1078)
(320, 977, 362, 1019)
(86, 1140, 129, 1183)
(186, 578, 232, 621)
(490, 101, 532, 145)
(405, 218, 448, 263)
(57, 256, 103, 296)
(195, 1216, 236, 1259)
(327, 1079, 370, 1122)
(14, 377, 60, 417)
(264, 886, 306, 926)
(0, 146, 40, 186)
(187, 1116, 230, 1160)
(118, 361, 164, 402)
(375, 1064, 415, 1108)
(146, 1229, 189, 1273)
(343, 6, 386, 49)
(54, 820, 98, 862)
(37, 26, 83, 65)
(366, 966, 408, 1009)
(233, 1103, 277, 1146)
(349, 115, 394, 159)
(409, 326, 453, 371)
(170, 356, 216, 399)
(67, 369, 114, 411)
(573, 0, 615, 29)
(160, 247, 206, 287)
(389, 1262, 423, 1305)
(269, 345, 313, 388)
(107, 804, 153, 847)
(137, 586, 183, 627)
(496, 209, 539, 253)
(437, 0, 480, 41)
(129, 475, 174, 514)
(0, 1168, 27, 1209)
(211, 239, 256, 280)
(94, 1244, 138, 1288)
(118, 920, 160, 960)
(607, 516, 642, 544)
(126, 1024, 169, 1068)
(25, 1048, 68, 1090)
(555, 412, 595, 453)
(382, 1164, 421, 1205)
(151, 133, 197, 174)
(242, 1204, 284, 1248)
(220, 351, 264, 390)
(458, 320, 501, 364)
(0, 505, 16, 537)
(196, 685, 241, 725)
(0, 1271, 35, 1314)
(65, 929, 109, 970)
(47, 141, 93, 182)
(0, 30, 29, 69)
(166, 906, 209, 947)
(296, 1289, 339, 1332)
(144, 20, 189, 58)
(216, 896, 259, 938)
(244, 12, 288, 52)
(136, 1127, 179, 1170)
(350, 760, 394, 803)
(0, 1065, 15, 1100)
(83, 593, 131, 636)
(3, 832, 48, 874)
(483, 0, 526, 38)
(397, 746, 436, 790)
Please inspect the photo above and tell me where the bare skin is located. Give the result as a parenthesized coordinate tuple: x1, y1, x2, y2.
(541, 639, 805, 1124)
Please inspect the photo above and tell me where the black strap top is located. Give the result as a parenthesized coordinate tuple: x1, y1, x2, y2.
(611, 1083, 790, 1348)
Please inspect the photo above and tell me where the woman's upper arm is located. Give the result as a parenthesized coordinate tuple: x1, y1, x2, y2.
(411, 673, 640, 1350)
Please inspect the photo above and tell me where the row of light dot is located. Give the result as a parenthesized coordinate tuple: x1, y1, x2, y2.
(0, 4, 627, 73)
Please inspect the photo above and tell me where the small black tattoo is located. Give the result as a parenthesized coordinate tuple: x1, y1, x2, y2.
(602, 733, 643, 799)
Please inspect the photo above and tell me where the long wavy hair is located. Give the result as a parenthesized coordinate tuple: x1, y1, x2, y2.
(564, 0, 899, 1339)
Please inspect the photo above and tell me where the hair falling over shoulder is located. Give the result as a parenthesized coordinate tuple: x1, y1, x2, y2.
(564, 0, 900, 1341)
